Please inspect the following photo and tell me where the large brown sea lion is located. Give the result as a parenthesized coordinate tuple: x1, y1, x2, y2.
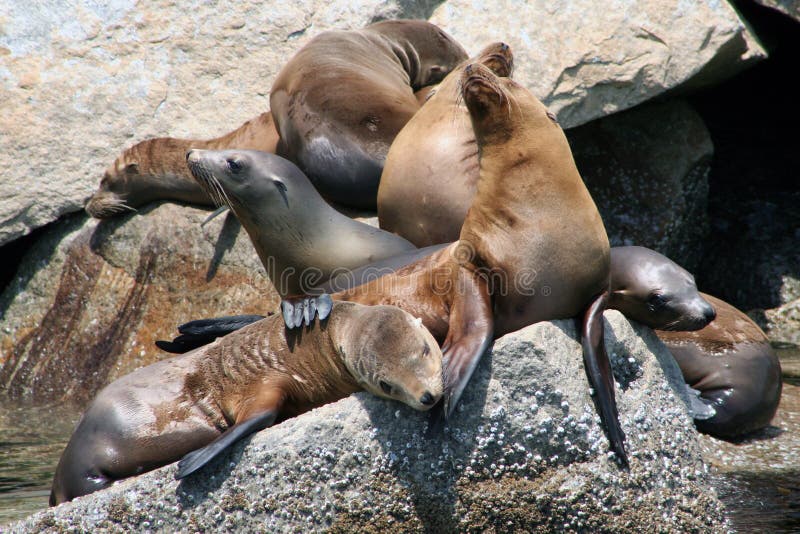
(270, 20, 468, 209)
(85, 112, 279, 218)
(49, 301, 442, 505)
(212, 63, 624, 464)
(185, 149, 415, 297)
(377, 42, 513, 247)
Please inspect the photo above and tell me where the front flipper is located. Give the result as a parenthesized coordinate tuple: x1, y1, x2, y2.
(581, 291, 629, 468)
(439, 269, 494, 422)
(155, 314, 267, 353)
(281, 294, 333, 329)
(175, 409, 278, 480)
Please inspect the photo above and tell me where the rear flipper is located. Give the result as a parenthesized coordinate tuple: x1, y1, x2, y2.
(581, 291, 629, 469)
(281, 294, 333, 329)
(176, 409, 278, 479)
(155, 314, 267, 353)
(684, 384, 716, 421)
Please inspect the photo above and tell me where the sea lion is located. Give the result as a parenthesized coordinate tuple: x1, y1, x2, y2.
(166, 64, 625, 465)
(290, 63, 623, 464)
(608, 246, 781, 438)
(270, 20, 467, 209)
(85, 112, 279, 218)
(49, 301, 443, 505)
(186, 149, 415, 297)
(378, 42, 513, 247)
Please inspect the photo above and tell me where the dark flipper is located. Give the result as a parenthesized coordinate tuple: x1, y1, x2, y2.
(581, 291, 629, 468)
(155, 314, 267, 353)
(175, 409, 278, 480)
(438, 268, 494, 422)
(281, 294, 333, 329)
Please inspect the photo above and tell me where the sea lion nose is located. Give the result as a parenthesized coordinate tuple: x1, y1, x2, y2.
(500, 43, 509, 51)
(703, 304, 716, 323)
(420, 391, 436, 406)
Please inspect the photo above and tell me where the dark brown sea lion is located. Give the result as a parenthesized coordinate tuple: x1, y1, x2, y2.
(608, 246, 781, 438)
(270, 20, 467, 209)
(378, 42, 513, 247)
(49, 301, 442, 505)
(186, 149, 415, 297)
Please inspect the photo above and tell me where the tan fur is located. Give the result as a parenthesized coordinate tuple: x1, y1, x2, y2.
(85, 112, 279, 218)
(378, 43, 513, 247)
(50, 302, 441, 504)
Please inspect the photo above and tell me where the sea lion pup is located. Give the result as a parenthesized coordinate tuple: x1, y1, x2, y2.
(49, 301, 443, 505)
(185, 148, 415, 297)
(378, 42, 513, 247)
(608, 246, 781, 438)
(85, 112, 279, 218)
(270, 20, 467, 209)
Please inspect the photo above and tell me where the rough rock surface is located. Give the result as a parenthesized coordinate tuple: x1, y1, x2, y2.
(0, 0, 764, 246)
(430, 0, 764, 129)
(569, 99, 712, 271)
(0, 203, 278, 406)
(9, 312, 727, 532)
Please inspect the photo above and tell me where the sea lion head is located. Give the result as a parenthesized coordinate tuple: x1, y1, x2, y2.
(86, 138, 189, 218)
(186, 149, 312, 225)
(423, 42, 513, 104)
(460, 62, 555, 147)
(609, 246, 716, 331)
(85, 146, 145, 218)
(335, 303, 444, 411)
(368, 20, 468, 89)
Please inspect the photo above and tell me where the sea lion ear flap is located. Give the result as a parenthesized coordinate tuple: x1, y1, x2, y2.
(272, 179, 289, 208)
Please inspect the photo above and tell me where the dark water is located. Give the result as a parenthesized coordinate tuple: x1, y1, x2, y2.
(0, 404, 79, 525)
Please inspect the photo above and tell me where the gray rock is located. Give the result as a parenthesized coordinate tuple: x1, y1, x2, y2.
(568, 99, 712, 271)
(9, 312, 727, 532)
(0, 0, 764, 245)
(429, 0, 764, 129)
(0, 203, 278, 406)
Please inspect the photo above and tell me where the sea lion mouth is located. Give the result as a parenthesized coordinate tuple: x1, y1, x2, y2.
(187, 157, 235, 212)
(85, 192, 136, 219)
(461, 64, 507, 112)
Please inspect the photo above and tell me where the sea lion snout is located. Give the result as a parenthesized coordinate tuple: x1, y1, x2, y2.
(420, 391, 437, 406)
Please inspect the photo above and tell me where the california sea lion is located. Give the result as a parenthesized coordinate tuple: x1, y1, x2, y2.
(49, 301, 442, 505)
(378, 42, 513, 247)
(86, 112, 280, 218)
(270, 20, 467, 209)
(167, 64, 625, 465)
(186, 149, 415, 297)
(608, 246, 781, 438)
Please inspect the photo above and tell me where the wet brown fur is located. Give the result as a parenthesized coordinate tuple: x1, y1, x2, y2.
(86, 112, 279, 218)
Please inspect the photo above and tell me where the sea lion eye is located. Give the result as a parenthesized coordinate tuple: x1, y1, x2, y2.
(379, 380, 393, 395)
(422, 342, 430, 357)
(227, 159, 242, 173)
(648, 293, 667, 309)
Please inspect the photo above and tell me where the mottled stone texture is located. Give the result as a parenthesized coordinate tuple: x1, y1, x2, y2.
(570, 99, 713, 272)
(0, 203, 278, 406)
(9, 312, 726, 532)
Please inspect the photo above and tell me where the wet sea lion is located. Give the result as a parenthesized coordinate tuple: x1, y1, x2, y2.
(270, 20, 467, 209)
(608, 246, 781, 438)
(378, 42, 513, 247)
(49, 301, 443, 505)
(86, 112, 280, 218)
(186, 149, 415, 297)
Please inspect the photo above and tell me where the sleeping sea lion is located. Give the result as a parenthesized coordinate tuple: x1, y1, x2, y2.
(50, 301, 442, 505)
